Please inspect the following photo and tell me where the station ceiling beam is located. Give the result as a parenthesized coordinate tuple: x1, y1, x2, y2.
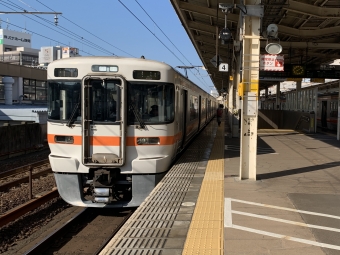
(278, 24, 340, 37)
(283, 0, 340, 18)
(177, 1, 238, 23)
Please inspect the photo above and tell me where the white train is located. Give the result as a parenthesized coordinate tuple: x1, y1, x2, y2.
(47, 56, 218, 207)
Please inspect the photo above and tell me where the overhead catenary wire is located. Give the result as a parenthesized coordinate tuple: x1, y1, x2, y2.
(134, 0, 212, 91)
(2, 20, 95, 56)
(1, 0, 116, 56)
(119, 0, 212, 92)
(118, 1, 185, 65)
(35, 0, 135, 57)
(135, 0, 194, 67)
(3, 0, 215, 92)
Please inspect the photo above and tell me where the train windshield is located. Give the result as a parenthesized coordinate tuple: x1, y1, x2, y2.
(47, 80, 81, 121)
(128, 82, 175, 124)
(48, 79, 121, 123)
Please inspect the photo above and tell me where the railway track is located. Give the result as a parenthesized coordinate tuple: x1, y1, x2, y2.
(0, 189, 59, 228)
(0, 159, 51, 192)
(0, 159, 57, 228)
(1, 157, 133, 255)
(22, 207, 134, 255)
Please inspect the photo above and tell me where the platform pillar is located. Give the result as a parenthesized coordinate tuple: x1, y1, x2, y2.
(296, 81, 301, 111)
(239, 0, 261, 180)
(337, 80, 340, 140)
(231, 51, 241, 138)
(276, 82, 281, 109)
(265, 87, 268, 109)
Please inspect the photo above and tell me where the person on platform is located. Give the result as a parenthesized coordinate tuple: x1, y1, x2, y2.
(216, 104, 224, 127)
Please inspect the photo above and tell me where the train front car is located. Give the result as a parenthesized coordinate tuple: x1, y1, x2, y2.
(47, 57, 176, 207)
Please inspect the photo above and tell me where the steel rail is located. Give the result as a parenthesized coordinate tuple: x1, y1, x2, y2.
(0, 168, 52, 192)
(0, 189, 59, 228)
(0, 159, 49, 179)
(23, 208, 88, 255)
(23, 208, 134, 255)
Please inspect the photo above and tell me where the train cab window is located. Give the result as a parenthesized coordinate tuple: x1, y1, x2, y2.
(127, 82, 174, 124)
(47, 80, 81, 121)
(89, 79, 121, 123)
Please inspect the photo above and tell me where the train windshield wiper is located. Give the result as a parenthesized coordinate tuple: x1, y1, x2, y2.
(67, 101, 80, 127)
(129, 103, 145, 129)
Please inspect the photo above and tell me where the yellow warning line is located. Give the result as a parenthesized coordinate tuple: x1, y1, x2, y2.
(183, 122, 224, 255)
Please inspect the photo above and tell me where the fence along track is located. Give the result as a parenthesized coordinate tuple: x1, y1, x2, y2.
(0, 123, 42, 158)
(0, 159, 49, 179)
(0, 159, 51, 192)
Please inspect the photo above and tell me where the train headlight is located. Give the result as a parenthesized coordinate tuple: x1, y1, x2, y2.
(54, 135, 74, 144)
(137, 137, 160, 145)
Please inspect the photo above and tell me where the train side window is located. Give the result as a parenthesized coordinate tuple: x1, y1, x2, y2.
(330, 110, 338, 118)
(189, 95, 198, 121)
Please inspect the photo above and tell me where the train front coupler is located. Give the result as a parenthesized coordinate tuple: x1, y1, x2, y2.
(92, 169, 114, 203)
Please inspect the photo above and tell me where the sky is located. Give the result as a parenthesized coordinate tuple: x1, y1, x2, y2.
(0, 0, 216, 93)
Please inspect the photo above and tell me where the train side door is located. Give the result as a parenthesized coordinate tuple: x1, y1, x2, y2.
(180, 90, 188, 149)
(321, 101, 327, 129)
(198, 96, 201, 131)
(82, 76, 127, 167)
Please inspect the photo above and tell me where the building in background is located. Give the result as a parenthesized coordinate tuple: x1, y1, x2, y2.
(0, 28, 80, 105)
(39, 46, 80, 66)
(0, 27, 80, 133)
(0, 28, 40, 66)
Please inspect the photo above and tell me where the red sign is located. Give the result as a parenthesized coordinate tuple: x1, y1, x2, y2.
(260, 54, 284, 71)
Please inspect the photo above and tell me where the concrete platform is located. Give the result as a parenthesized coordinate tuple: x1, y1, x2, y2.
(225, 128, 340, 255)
(100, 114, 340, 255)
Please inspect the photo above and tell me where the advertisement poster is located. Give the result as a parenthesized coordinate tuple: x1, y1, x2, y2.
(260, 54, 284, 71)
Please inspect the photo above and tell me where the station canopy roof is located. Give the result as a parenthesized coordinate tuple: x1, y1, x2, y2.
(170, 0, 340, 93)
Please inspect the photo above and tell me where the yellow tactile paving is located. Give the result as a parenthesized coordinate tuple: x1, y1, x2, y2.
(191, 201, 224, 214)
(187, 228, 221, 239)
(182, 121, 224, 255)
(183, 249, 222, 255)
(184, 237, 221, 249)
(189, 220, 221, 229)
(191, 212, 222, 221)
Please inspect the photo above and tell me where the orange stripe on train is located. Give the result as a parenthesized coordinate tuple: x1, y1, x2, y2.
(48, 134, 177, 146)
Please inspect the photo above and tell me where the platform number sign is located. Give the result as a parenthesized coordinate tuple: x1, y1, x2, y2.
(219, 63, 228, 72)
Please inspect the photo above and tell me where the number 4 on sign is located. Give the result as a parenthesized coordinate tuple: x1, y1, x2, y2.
(219, 63, 228, 72)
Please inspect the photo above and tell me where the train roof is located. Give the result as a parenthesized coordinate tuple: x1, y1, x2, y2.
(48, 56, 216, 98)
(49, 56, 172, 68)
